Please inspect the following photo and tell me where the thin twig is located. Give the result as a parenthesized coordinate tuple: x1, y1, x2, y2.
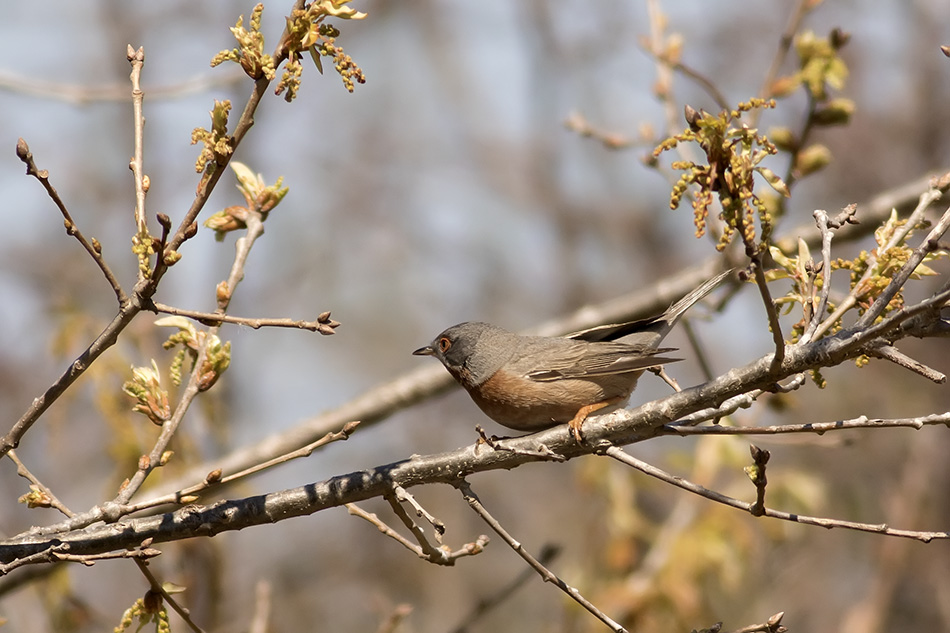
(680, 318, 715, 382)
(475, 426, 566, 461)
(392, 484, 445, 541)
(661, 411, 950, 436)
(385, 490, 448, 560)
(124, 420, 359, 514)
(726, 612, 787, 633)
(15, 138, 126, 304)
(134, 557, 205, 633)
(0, 10, 308, 462)
(448, 544, 560, 633)
(8, 449, 74, 518)
(0, 542, 159, 576)
(866, 344, 946, 383)
(346, 502, 488, 566)
(856, 204, 950, 329)
(640, 47, 730, 111)
(127, 46, 149, 239)
(754, 0, 812, 107)
(749, 260, 786, 371)
(1, 299, 141, 460)
(55, 547, 161, 565)
(605, 446, 949, 542)
(801, 208, 847, 342)
(151, 302, 337, 333)
(115, 11, 311, 505)
(813, 190, 948, 340)
(458, 481, 629, 633)
(120, 421, 359, 516)
(347, 503, 429, 554)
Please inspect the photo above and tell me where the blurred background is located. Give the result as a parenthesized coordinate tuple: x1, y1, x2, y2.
(1, 1, 949, 631)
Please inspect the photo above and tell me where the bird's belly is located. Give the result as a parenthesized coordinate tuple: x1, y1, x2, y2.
(467, 370, 637, 431)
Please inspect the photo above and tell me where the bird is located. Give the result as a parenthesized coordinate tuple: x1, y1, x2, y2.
(413, 269, 731, 441)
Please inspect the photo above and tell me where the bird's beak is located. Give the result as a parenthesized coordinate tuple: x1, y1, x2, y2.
(412, 345, 434, 356)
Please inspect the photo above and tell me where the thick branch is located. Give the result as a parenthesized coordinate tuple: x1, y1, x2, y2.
(5, 305, 948, 562)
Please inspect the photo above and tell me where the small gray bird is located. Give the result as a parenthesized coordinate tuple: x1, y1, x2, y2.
(414, 269, 731, 440)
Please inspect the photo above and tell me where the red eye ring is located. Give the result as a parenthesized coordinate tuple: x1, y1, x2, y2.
(438, 337, 451, 352)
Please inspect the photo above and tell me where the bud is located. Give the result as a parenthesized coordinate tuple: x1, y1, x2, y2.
(795, 144, 832, 177)
(16, 138, 30, 161)
(216, 281, 231, 306)
(829, 27, 850, 49)
(768, 127, 797, 152)
(163, 250, 182, 266)
(812, 98, 855, 126)
(684, 104, 701, 131)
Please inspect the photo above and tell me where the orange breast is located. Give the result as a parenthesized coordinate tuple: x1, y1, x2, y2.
(464, 368, 641, 431)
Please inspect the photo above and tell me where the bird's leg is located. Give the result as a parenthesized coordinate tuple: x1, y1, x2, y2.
(568, 398, 622, 442)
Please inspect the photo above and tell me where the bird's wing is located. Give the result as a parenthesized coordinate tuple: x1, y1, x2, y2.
(520, 341, 680, 382)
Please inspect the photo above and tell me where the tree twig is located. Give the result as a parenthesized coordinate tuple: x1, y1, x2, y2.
(8, 450, 74, 518)
(127, 46, 149, 240)
(134, 557, 205, 633)
(15, 138, 126, 304)
(447, 544, 560, 633)
(604, 446, 948, 542)
(660, 411, 950, 436)
(150, 302, 338, 333)
(0, 10, 309, 462)
(458, 481, 628, 633)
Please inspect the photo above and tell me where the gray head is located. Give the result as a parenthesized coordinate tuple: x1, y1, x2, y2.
(413, 321, 518, 387)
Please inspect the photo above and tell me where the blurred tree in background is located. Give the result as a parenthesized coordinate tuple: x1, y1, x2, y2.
(0, 1, 949, 632)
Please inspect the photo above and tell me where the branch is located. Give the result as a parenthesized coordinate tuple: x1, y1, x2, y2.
(0, 13, 309, 461)
(134, 557, 205, 633)
(145, 259, 732, 500)
(15, 138, 126, 304)
(127, 45, 149, 240)
(748, 259, 786, 370)
(801, 205, 859, 343)
(755, 0, 812, 105)
(867, 343, 946, 383)
(856, 203, 950, 328)
(811, 185, 949, 340)
(458, 481, 628, 633)
(150, 302, 340, 334)
(661, 411, 950, 436)
(447, 544, 560, 633)
(124, 420, 359, 515)
(347, 489, 488, 566)
(7, 303, 950, 563)
(10, 249, 950, 551)
(135, 169, 947, 507)
(605, 447, 947, 542)
(8, 450, 74, 518)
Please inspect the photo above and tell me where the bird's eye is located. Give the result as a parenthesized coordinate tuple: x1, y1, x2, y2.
(438, 337, 451, 352)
